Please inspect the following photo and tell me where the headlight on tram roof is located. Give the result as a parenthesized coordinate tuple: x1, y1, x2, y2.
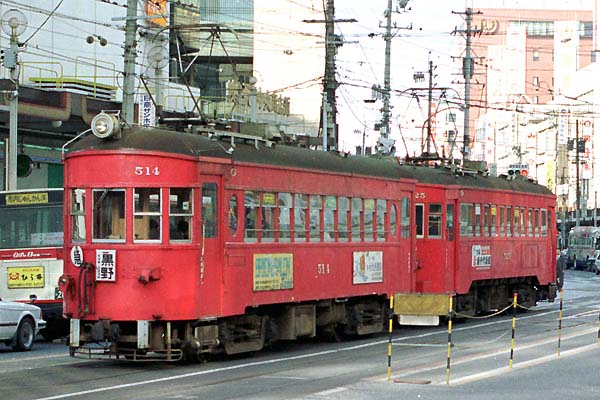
(91, 112, 121, 140)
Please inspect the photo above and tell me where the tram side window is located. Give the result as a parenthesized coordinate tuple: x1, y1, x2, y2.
(513, 207, 520, 237)
(310, 195, 322, 242)
(474, 204, 482, 236)
(389, 202, 398, 238)
(202, 184, 218, 238)
(245, 191, 259, 242)
(71, 188, 86, 243)
(428, 203, 442, 239)
(324, 196, 336, 242)
(364, 199, 375, 242)
(520, 207, 526, 236)
(92, 189, 125, 242)
(533, 209, 539, 237)
(491, 205, 497, 236)
(228, 194, 238, 236)
(170, 188, 193, 241)
(446, 204, 454, 241)
(415, 204, 424, 238)
(376, 199, 386, 241)
(499, 206, 505, 236)
(351, 198, 362, 242)
(400, 197, 410, 238)
(460, 203, 474, 236)
(338, 197, 350, 242)
(262, 192, 276, 242)
(294, 194, 307, 242)
(278, 193, 292, 242)
(134, 188, 162, 242)
(506, 206, 512, 236)
(541, 209, 547, 236)
(528, 208, 534, 237)
(483, 204, 491, 237)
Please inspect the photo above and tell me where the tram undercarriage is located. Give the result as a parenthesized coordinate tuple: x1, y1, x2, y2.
(69, 295, 388, 362)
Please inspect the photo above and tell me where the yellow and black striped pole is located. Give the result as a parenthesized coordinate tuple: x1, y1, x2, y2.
(445, 294, 453, 385)
(387, 295, 394, 382)
(557, 288, 564, 356)
(509, 292, 517, 368)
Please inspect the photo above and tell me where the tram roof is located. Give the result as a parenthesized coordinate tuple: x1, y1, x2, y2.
(67, 126, 552, 196)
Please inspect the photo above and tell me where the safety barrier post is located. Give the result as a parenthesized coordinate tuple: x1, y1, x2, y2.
(597, 309, 600, 346)
(445, 294, 453, 385)
(509, 292, 517, 368)
(387, 295, 394, 382)
(557, 289, 564, 356)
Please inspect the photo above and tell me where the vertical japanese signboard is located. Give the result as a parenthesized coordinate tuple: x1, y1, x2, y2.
(96, 250, 116, 282)
(138, 94, 155, 127)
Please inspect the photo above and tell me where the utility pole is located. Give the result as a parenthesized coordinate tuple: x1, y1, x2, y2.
(1, 9, 28, 191)
(304, 2, 355, 151)
(376, 0, 411, 154)
(6, 32, 19, 191)
(382, 0, 393, 142)
(425, 59, 434, 156)
(452, 8, 482, 162)
(122, 0, 138, 125)
(576, 120, 581, 227)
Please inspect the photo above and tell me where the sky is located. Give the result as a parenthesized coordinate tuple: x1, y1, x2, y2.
(333, 0, 466, 153)
(254, 0, 595, 154)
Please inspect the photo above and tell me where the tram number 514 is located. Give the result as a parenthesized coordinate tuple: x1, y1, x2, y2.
(317, 263, 330, 275)
(134, 166, 160, 176)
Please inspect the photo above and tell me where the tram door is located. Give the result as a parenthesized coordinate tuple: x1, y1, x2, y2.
(198, 180, 222, 314)
(414, 191, 457, 294)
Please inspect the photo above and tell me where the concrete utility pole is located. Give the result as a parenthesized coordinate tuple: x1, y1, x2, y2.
(122, 0, 138, 125)
(305, 1, 355, 151)
(2, 9, 28, 190)
(376, 0, 411, 154)
(425, 60, 434, 156)
(452, 8, 481, 162)
(382, 0, 393, 141)
(7, 33, 19, 190)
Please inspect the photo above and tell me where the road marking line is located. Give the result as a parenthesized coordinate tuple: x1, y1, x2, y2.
(31, 301, 599, 400)
(446, 343, 600, 385)
(314, 387, 347, 396)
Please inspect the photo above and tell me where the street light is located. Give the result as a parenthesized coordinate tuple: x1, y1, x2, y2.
(1, 9, 28, 190)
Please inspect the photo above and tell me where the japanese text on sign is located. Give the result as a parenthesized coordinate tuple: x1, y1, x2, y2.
(353, 251, 383, 284)
(96, 249, 116, 281)
(138, 94, 155, 127)
(253, 253, 293, 291)
(7, 266, 45, 289)
(472, 245, 492, 268)
(6, 192, 48, 205)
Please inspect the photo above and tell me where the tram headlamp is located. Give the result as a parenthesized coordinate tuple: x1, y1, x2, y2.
(91, 112, 121, 140)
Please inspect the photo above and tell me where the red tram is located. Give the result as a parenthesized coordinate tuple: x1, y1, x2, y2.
(59, 114, 557, 361)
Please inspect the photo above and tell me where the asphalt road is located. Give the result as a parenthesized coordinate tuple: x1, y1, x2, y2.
(1, 269, 599, 400)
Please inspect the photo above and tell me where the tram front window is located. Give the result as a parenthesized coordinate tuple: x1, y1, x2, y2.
(93, 189, 125, 242)
(70, 188, 86, 243)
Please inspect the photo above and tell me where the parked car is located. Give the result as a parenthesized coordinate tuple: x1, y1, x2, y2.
(592, 253, 600, 275)
(0, 298, 46, 351)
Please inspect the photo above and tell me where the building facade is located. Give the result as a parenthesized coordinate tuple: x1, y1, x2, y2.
(0, 0, 315, 190)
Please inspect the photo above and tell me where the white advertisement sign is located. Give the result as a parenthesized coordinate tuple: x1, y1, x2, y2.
(353, 251, 383, 284)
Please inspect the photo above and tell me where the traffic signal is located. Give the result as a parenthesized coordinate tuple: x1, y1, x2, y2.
(508, 164, 528, 177)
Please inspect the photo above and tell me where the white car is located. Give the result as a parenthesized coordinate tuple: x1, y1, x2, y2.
(0, 298, 46, 351)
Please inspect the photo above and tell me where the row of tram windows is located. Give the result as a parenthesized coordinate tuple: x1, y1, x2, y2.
(69, 186, 217, 243)
(458, 203, 549, 238)
(232, 191, 411, 243)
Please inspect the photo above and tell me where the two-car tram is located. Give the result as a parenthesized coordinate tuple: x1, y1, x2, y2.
(60, 114, 557, 361)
